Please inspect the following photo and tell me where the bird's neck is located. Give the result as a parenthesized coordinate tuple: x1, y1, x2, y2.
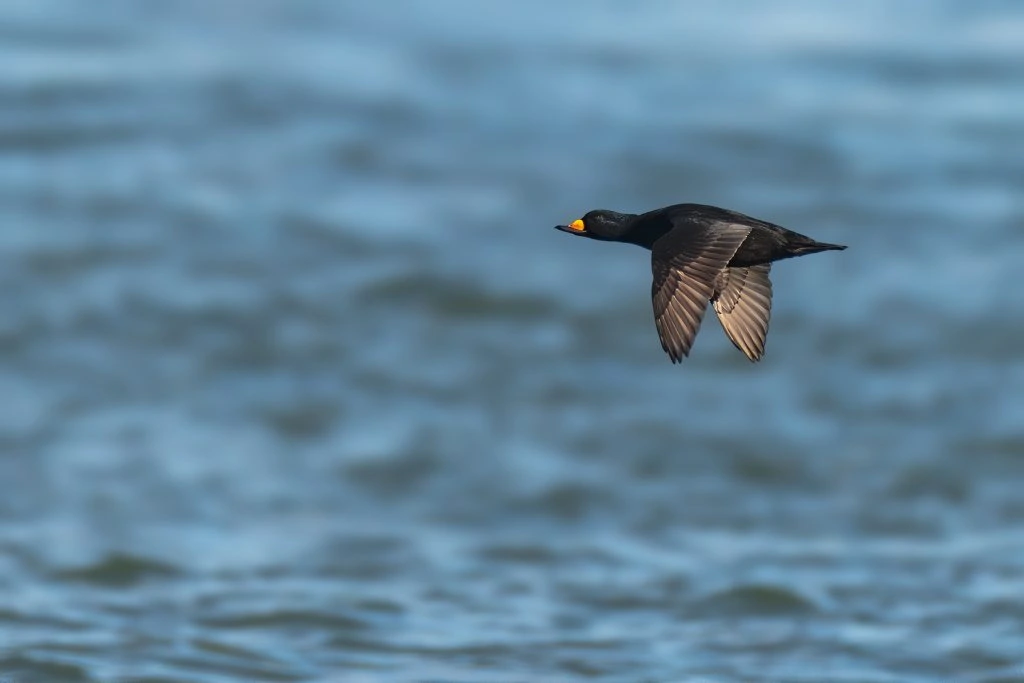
(616, 212, 666, 249)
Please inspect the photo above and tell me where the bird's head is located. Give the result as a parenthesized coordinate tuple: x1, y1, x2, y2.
(554, 210, 635, 242)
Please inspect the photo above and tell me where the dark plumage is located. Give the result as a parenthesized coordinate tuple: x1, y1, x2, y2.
(554, 203, 846, 363)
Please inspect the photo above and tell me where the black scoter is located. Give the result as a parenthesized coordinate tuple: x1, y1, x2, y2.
(555, 203, 846, 363)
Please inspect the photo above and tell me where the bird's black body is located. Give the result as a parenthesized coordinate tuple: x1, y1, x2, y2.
(555, 203, 846, 364)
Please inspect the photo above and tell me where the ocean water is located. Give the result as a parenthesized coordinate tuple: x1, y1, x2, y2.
(1, 1, 1023, 681)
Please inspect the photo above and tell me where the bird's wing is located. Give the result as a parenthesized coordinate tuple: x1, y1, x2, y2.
(712, 264, 773, 362)
(650, 224, 751, 363)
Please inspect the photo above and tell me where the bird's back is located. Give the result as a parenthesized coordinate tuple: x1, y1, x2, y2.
(649, 203, 836, 268)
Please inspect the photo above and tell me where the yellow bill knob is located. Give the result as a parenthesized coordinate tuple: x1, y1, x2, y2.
(568, 219, 585, 232)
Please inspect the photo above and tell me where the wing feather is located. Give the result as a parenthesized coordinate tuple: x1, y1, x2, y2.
(651, 225, 751, 363)
(712, 264, 773, 362)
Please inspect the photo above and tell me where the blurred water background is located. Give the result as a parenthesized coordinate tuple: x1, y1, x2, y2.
(1, 1, 1023, 681)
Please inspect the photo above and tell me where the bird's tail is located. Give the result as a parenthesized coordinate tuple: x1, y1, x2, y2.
(792, 239, 847, 256)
